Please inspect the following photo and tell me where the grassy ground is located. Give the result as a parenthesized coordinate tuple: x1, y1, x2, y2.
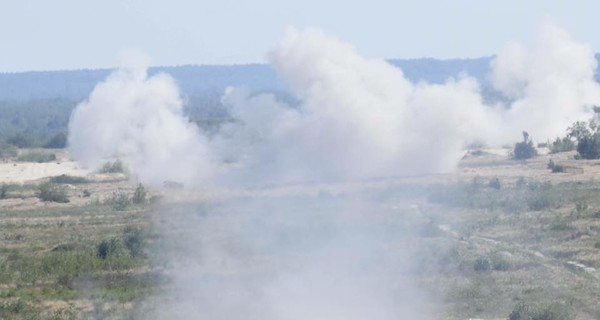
(0, 174, 158, 319)
(1, 149, 600, 319)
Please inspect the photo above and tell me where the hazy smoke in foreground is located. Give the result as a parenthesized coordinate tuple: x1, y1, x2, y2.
(150, 195, 429, 320)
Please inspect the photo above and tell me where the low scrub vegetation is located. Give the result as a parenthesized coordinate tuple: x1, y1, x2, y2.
(105, 184, 147, 211)
(16, 151, 57, 163)
(37, 182, 69, 203)
(549, 136, 575, 154)
(509, 302, 572, 320)
(49, 174, 88, 184)
(99, 159, 126, 173)
(547, 160, 565, 173)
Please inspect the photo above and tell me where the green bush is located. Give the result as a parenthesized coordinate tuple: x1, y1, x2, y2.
(96, 238, 121, 260)
(547, 160, 565, 173)
(132, 183, 147, 205)
(37, 183, 69, 203)
(123, 227, 144, 257)
(575, 135, 600, 159)
(549, 136, 575, 154)
(99, 159, 126, 173)
(474, 257, 490, 272)
(567, 120, 600, 159)
(106, 191, 131, 211)
(0, 184, 7, 199)
(509, 302, 572, 320)
(491, 254, 511, 271)
(513, 131, 537, 160)
(17, 151, 57, 163)
(489, 177, 501, 189)
(49, 174, 88, 184)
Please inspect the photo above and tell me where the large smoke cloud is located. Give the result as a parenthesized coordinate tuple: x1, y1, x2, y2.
(67, 61, 216, 186)
(218, 28, 494, 183)
(68, 24, 600, 187)
(491, 23, 600, 143)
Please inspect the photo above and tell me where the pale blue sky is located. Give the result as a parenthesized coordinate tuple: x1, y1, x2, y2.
(0, 0, 598, 72)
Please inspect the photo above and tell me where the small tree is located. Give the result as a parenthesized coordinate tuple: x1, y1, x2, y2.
(123, 227, 144, 257)
(0, 184, 7, 199)
(567, 120, 600, 159)
(513, 131, 537, 160)
(132, 183, 146, 205)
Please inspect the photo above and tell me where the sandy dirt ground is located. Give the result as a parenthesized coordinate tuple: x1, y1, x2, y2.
(0, 160, 89, 183)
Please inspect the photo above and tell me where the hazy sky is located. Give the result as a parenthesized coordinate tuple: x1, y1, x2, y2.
(1, 0, 599, 72)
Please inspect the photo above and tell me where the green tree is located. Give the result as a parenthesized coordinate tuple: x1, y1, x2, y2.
(567, 120, 600, 159)
(513, 131, 537, 160)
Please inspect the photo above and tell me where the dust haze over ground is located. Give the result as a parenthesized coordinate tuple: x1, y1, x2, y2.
(151, 195, 430, 320)
(66, 24, 600, 319)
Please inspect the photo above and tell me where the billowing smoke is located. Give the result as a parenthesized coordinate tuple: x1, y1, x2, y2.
(217, 28, 494, 184)
(67, 59, 216, 187)
(68, 25, 600, 186)
(490, 23, 600, 142)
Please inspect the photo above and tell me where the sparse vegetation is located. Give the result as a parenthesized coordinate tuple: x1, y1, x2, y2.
(474, 257, 491, 272)
(37, 182, 69, 203)
(509, 302, 572, 320)
(16, 150, 57, 163)
(488, 177, 501, 189)
(547, 159, 565, 173)
(132, 183, 147, 205)
(99, 159, 126, 173)
(0, 184, 7, 199)
(567, 120, 600, 159)
(106, 191, 131, 211)
(123, 227, 145, 257)
(49, 174, 88, 184)
(96, 238, 121, 260)
(549, 136, 576, 154)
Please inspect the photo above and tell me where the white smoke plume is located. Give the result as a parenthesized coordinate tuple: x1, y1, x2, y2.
(216, 28, 494, 184)
(68, 25, 600, 186)
(68, 57, 216, 187)
(491, 23, 600, 142)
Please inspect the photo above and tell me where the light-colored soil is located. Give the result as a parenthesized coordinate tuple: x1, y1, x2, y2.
(0, 160, 88, 183)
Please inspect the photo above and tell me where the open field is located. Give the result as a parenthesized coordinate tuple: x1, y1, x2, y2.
(1, 148, 600, 319)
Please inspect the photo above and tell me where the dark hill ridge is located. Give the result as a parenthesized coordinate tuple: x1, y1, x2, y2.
(3, 55, 600, 102)
(0, 64, 284, 101)
(1, 56, 599, 140)
(0, 57, 503, 101)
